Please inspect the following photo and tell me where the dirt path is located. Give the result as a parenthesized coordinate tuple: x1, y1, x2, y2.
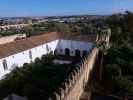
(0, 34, 18, 45)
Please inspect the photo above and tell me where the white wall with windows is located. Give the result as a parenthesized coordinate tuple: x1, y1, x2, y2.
(56, 40, 94, 56)
(0, 39, 94, 79)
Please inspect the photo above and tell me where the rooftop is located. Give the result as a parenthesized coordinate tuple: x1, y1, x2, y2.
(0, 32, 97, 59)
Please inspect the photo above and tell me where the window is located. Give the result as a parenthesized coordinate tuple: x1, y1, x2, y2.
(29, 50, 32, 60)
(2, 59, 8, 70)
(46, 44, 51, 53)
(75, 49, 81, 57)
(65, 48, 70, 56)
(54, 49, 57, 55)
(46, 44, 49, 51)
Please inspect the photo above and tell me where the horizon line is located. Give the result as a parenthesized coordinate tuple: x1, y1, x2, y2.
(0, 11, 131, 18)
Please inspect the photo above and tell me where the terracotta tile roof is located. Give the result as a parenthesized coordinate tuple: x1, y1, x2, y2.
(0, 32, 61, 59)
(0, 32, 96, 59)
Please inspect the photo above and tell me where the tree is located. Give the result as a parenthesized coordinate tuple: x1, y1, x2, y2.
(21, 26, 34, 37)
(106, 11, 133, 47)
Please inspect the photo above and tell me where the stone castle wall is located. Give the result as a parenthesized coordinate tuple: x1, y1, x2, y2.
(49, 47, 99, 100)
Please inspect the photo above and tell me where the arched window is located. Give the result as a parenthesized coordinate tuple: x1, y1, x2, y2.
(82, 50, 88, 57)
(65, 48, 70, 56)
(75, 49, 81, 57)
(2, 59, 8, 70)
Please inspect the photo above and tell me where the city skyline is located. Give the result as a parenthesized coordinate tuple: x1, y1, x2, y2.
(0, 0, 133, 17)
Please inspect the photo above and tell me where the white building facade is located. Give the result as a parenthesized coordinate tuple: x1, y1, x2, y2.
(0, 35, 95, 79)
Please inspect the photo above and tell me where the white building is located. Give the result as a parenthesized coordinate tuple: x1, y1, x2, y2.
(0, 32, 96, 79)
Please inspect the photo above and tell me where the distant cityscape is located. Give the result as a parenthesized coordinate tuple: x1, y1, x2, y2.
(0, 15, 108, 25)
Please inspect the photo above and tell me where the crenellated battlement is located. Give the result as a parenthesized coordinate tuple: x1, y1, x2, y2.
(49, 47, 99, 100)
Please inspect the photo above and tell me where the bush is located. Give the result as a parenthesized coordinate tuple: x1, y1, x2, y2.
(0, 54, 73, 100)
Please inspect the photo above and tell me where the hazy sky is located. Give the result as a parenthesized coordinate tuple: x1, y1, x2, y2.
(0, 0, 133, 17)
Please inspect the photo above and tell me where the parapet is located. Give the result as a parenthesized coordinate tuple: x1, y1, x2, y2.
(49, 47, 98, 100)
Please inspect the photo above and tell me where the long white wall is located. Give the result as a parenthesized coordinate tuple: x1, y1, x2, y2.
(56, 40, 94, 56)
(0, 39, 94, 79)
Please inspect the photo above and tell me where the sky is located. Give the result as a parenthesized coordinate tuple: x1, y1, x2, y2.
(0, 0, 133, 17)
